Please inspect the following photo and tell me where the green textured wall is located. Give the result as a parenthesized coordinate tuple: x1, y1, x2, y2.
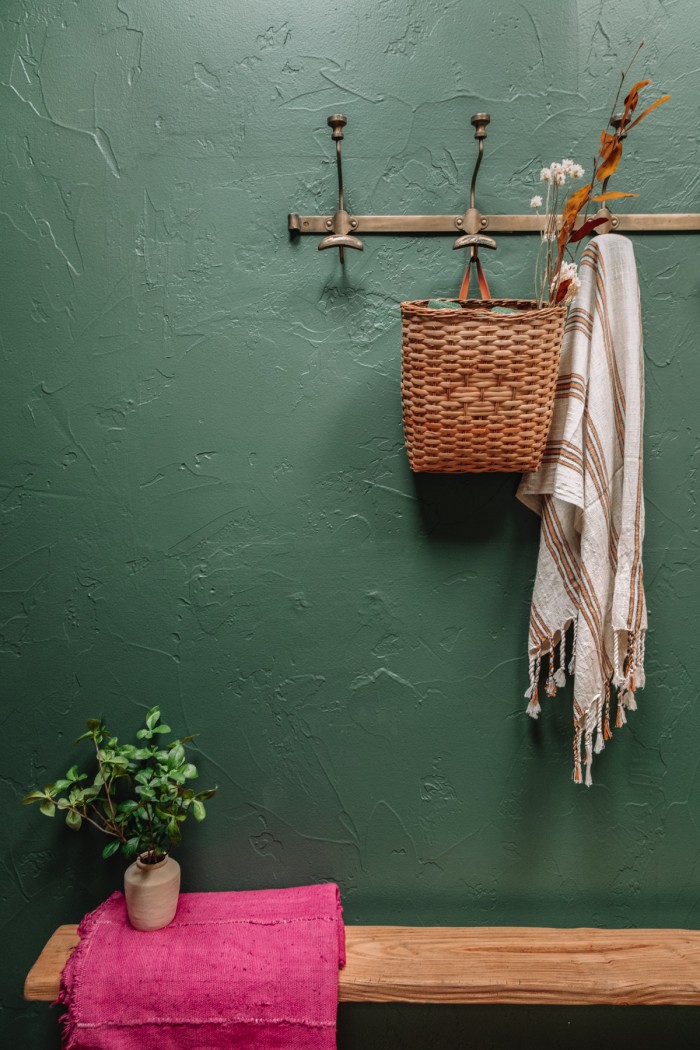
(2, 1, 699, 1045)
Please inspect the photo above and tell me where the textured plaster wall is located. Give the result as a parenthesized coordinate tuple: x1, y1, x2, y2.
(1, 0, 699, 1046)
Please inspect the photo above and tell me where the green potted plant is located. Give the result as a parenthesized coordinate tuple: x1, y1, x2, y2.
(22, 706, 217, 931)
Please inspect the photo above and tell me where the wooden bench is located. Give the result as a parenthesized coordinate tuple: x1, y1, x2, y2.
(25, 925, 700, 1005)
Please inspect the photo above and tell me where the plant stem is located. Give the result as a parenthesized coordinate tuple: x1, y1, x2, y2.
(145, 802, 156, 854)
(93, 734, 119, 828)
(63, 804, 123, 839)
(607, 40, 644, 133)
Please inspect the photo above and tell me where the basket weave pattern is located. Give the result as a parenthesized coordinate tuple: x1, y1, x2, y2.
(401, 298, 566, 473)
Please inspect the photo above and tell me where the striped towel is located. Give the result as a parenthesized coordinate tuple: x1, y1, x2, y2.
(517, 234, 646, 785)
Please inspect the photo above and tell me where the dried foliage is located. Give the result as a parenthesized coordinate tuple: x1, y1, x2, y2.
(533, 43, 670, 306)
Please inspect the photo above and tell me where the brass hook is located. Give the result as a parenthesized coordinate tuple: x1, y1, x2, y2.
(318, 114, 364, 262)
(454, 114, 496, 281)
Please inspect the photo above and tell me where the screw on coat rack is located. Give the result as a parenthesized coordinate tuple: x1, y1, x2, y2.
(317, 114, 364, 263)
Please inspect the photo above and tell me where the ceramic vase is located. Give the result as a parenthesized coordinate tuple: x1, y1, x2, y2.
(124, 852, 181, 931)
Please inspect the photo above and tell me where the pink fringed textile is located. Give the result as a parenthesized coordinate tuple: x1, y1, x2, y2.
(59, 884, 345, 1050)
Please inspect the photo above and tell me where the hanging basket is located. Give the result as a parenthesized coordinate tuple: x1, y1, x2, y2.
(400, 298, 566, 473)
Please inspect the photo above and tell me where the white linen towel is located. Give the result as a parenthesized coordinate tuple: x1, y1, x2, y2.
(517, 234, 646, 785)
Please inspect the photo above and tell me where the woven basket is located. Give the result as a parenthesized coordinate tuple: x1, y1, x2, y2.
(401, 298, 566, 473)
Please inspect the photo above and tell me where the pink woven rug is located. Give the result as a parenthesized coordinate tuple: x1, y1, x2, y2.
(60, 883, 345, 1049)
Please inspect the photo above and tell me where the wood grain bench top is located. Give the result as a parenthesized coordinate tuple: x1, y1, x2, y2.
(25, 924, 700, 1005)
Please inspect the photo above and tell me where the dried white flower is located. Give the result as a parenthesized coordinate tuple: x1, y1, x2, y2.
(540, 166, 552, 182)
(551, 261, 581, 302)
(550, 162, 562, 174)
(560, 158, 585, 179)
(554, 171, 567, 186)
(530, 195, 543, 209)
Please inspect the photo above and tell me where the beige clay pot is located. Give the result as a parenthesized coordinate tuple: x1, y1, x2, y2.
(124, 852, 181, 931)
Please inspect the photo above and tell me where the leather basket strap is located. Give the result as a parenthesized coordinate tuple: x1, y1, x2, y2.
(459, 254, 491, 300)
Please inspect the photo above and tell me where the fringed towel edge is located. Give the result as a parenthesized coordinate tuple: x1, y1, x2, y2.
(58, 891, 122, 1049)
(525, 623, 646, 786)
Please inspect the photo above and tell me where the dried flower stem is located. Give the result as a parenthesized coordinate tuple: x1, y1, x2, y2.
(531, 41, 668, 306)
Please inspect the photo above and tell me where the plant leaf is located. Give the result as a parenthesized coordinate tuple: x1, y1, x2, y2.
(21, 790, 46, 805)
(627, 94, 671, 131)
(568, 216, 610, 242)
(561, 182, 593, 225)
(102, 840, 121, 859)
(554, 278, 572, 305)
(623, 78, 652, 116)
(596, 140, 623, 181)
(39, 800, 56, 818)
(66, 810, 82, 831)
(118, 799, 140, 813)
(145, 707, 160, 731)
(590, 191, 640, 202)
(167, 819, 182, 844)
(558, 182, 593, 249)
(192, 800, 206, 821)
(168, 744, 185, 770)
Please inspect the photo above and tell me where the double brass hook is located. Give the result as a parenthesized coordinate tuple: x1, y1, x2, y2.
(453, 113, 497, 290)
(317, 112, 497, 270)
(318, 115, 364, 262)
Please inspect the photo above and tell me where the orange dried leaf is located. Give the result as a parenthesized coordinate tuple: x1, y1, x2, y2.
(591, 191, 640, 202)
(561, 182, 593, 227)
(627, 94, 671, 130)
(623, 78, 652, 114)
(598, 131, 620, 164)
(596, 141, 623, 181)
(558, 182, 593, 250)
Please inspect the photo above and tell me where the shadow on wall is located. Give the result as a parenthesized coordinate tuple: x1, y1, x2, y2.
(411, 471, 522, 543)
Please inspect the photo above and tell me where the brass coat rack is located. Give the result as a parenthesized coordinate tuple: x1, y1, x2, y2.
(288, 113, 700, 259)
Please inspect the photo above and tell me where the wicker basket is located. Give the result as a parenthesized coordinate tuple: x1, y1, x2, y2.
(400, 298, 566, 473)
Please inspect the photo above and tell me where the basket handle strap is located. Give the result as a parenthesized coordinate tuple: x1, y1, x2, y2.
(459, 254, 491, 300)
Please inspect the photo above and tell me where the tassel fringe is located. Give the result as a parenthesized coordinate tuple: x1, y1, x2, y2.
(573, 716, 583, 784)
(525, 619, 646, 786)
(527, 693, 541, 719)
